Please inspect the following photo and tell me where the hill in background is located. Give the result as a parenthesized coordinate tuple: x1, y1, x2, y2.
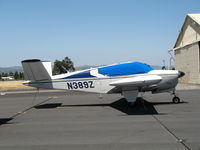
(0, 66, 23, 73)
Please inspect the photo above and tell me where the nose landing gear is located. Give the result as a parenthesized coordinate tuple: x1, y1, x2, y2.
(172, 91, 180, 104)
(172, 96, 180, 104)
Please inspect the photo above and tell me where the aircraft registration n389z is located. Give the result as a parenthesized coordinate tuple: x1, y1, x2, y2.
(21, 59, 185, 104)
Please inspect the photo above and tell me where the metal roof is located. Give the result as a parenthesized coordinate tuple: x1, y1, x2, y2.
(188, 14, 200, 25)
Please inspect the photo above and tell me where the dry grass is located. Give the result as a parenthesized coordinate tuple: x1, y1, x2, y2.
(0, 81, 34, 90)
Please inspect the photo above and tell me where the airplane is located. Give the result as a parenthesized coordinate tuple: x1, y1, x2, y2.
(1, 76, 14, 81)
(21, 59, 185, 104)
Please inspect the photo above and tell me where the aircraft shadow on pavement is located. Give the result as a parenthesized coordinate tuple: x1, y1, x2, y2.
(58, 97, 181, 115)
(111, 98, 158, 115)
(0, 118, 13, 126)
(34, 98, 186, 115)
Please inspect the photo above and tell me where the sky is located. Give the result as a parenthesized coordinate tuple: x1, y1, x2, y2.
(0, 0, 200, 67)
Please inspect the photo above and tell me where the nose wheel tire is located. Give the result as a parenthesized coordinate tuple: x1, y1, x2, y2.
(172, 96, 180, 104)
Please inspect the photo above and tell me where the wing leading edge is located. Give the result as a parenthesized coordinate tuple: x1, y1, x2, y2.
(109, 75, 162, 87)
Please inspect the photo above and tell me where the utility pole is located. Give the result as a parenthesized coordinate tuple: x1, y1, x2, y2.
(168, 49, 175, 70)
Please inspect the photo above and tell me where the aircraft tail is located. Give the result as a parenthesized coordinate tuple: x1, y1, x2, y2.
(21, 59, 52, 81)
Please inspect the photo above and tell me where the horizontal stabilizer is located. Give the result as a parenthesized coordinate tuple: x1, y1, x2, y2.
(21, 59, 52, 81)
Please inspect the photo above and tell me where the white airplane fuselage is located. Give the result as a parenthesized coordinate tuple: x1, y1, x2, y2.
(25, 70, 179, 94)
(22, 60, 184, 103)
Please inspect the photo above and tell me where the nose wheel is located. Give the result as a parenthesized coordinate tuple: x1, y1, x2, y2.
(172, 96, 180, 104)
(172, 91, 180, 104)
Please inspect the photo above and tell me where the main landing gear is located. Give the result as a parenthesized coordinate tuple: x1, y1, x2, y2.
(172, 91, 180, 104)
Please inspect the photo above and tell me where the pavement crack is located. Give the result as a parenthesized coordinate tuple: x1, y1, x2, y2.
(152, 115, 190, 150)
(11, 97, 54, 118)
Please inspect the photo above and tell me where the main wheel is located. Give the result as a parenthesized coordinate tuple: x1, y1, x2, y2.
(172, 96, 180, 104)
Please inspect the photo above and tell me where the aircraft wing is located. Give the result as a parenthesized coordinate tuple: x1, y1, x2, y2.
(109, 75, 162, 87)
(109, 75, 162, 94)
(109, 75, 162, 102)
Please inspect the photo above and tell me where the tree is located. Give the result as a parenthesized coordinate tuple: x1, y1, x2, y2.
(4, 73, 8, 77)
(19, 72, 24, 79)
(1, 72, 5, 77)
(9, 72, 14, 76)
(14, 71, 19, 80)
(162, 66, 166, 70)
(53, 57, 75, 75)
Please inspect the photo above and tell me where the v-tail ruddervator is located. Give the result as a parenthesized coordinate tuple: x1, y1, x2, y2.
(21, 59, 185, 104)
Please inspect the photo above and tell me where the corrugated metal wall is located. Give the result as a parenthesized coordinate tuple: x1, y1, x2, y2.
(175, 42, 200, 84)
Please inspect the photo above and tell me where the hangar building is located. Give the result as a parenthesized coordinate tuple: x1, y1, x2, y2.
(173, 14, 200, 84)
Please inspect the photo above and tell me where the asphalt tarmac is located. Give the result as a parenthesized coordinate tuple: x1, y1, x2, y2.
(0, 89, 200, 150)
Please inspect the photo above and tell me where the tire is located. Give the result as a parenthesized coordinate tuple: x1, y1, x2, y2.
(172, 96, 180, 104)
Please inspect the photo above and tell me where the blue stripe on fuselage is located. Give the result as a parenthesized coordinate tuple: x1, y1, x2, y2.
(62, 70, 95, 79)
